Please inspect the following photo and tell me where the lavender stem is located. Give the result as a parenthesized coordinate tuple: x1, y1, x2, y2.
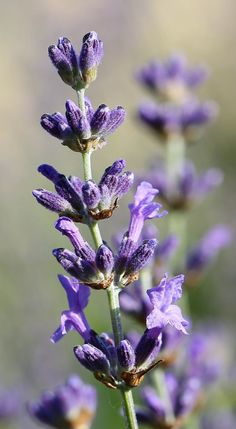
(153, 369, 175, 423)
(107, 282, 139, 429)
(166, 133, 190, 316)
(77, 87, 138, 429)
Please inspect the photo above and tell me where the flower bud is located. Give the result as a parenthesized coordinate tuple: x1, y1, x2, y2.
(79, 31, 103, 86)
(74, 344, 110, 374)
(95, 244, 114, 276)
(82, 181, 101, 209)
(117, 340, 135, 371)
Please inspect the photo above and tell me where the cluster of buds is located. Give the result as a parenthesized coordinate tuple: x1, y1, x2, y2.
(41, 99, 125, 153)
(48, 32, 103, 90)
(33, 159, 133, 222)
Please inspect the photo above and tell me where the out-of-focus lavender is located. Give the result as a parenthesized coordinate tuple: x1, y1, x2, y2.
(28, 374, 97, 429)
(185, 224, 232, 286)
(136, 54, 209, 103)
(137, 160, 223, 209)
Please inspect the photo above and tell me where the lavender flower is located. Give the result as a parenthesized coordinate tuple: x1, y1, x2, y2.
(33, 159, 133, 222)
(136, 53, 209, 103)
(28, 374, 97, 429)
(51, 275, 91, 343)
(48, 32, 103, 89)
(41, 98, 125, 152)
(138, 98, 217, 142)
(53, 218, 113, 289)
(115, 182, 166, 284)
(138, 160, 223, 209)
(146, 274, 189, 334)
(186, 224, 232, 286)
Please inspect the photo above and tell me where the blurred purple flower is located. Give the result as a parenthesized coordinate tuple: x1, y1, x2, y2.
(28, 374, 97, 429)
(186, 224, 232, 285)
(136, 53, 209, 103)
(138, 98, 218, 142)
(138, 160, 223, 209)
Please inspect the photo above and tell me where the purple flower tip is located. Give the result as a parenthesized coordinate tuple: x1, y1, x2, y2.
(146, 274, 189, 334)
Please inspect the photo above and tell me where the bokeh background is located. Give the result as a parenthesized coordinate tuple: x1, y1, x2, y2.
(0, 0, 235, 427)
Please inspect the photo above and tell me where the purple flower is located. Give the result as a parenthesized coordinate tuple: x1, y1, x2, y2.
(28, 374, 97, 429)
(48, 32, 103, 89)
(186, 225, 232, 285)
(138, 160, 223, 209)
(138, 98, 217, 142)
(136, 53, 209, 103)
(74, 332, 118, 389)
(128, 182, 167, 243)
(41, 98, 125, 152)
(146, 274, 189, 334)
(114, 182, 166, 284)
(51, 275, 91, 343)
(53, 219, 113, 289)
(117, 330, 162, 388)
(33, 159, 133, 222)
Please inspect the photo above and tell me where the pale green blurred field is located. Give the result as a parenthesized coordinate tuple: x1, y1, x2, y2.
(0, 1, 235, 427)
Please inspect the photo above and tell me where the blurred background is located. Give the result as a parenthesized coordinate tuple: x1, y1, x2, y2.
(0, 0, 235, 427)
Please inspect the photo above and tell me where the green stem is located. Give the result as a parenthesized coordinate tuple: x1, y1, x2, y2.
(77, 87, 138, 429)
(77, 88, 86, 115)
(121, 389, 139, 429)
(166, 133, 185, 183)
(153, 369, 175, 423)
(107, 283, 123, 346)
(166, 133, 191, 315)
(82, 151, 92, 181)
(107, 283, 138, 429)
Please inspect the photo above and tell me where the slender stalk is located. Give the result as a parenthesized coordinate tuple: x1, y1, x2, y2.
(121, 389, 139, 429)
(166, 133, 187, 270)
(106, 283, 123, 346)
(153, 369, 175, 423)
(77, 88, 138, 429)
(107, 282, 138, 429)
(77, 88, 86, 115)
(166, 133, 191, 315)
(82, 151, 92, 181)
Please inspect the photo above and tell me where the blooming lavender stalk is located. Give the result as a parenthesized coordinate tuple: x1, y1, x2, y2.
(36, 32, 146, 429)
(134, 51, 230, 429)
